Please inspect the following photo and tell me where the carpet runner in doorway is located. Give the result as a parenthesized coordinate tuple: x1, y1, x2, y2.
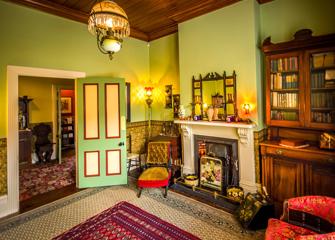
(20, 156, 75, 201)
(53, 201, 200, 240)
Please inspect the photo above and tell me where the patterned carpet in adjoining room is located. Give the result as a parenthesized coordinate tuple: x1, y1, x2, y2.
(19, 156, 75, 201)
(0, 184, 264, 240)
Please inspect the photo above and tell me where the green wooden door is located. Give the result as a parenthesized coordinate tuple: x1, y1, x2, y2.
(77, 77, 127, 188)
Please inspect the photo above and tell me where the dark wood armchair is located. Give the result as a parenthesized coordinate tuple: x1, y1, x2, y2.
(32, 123, 54, 163)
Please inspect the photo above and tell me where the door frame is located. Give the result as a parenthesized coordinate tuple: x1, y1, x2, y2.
(2, 65, 85, 218)
(53, 85, 75, 164)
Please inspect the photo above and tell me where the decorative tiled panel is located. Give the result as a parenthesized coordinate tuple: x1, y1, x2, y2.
(253, 128, 267, 184)
(126, 121, 174, 154)
(0, 138, 7, 196)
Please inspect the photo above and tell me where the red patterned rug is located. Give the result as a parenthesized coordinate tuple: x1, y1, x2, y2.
(53, 201, 201, 240)
(19, 156, 75, 201)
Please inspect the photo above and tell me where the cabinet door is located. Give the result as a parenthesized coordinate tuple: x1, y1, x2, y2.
(266, 52, 305, 127)
(305, 163, 335, 197)
(305, 48, 335, 130)
(271, 157, 304, 215)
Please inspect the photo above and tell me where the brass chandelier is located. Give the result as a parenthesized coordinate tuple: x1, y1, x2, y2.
(88, 0, 130, 60)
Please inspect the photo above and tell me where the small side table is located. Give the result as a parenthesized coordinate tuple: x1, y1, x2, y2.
(127, 152, 140, 175)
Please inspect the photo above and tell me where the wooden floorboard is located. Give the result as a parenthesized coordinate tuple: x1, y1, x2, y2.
(19, 184, 83, 213)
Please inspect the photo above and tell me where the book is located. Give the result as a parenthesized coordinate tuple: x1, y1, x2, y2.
(279, 138, 306, 147)
(279, 143, 310, 149)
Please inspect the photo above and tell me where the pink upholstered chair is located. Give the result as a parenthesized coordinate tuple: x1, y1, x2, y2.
(137, 141, 171, 198)
(265, 196, 335, 240)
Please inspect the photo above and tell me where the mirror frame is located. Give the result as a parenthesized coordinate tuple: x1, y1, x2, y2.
(192, 71, 236, 120)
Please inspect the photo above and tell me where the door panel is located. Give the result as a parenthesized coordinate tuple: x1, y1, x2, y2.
(84, 84, 99, 139)
(77, 77, 127, 188)
(105, 84, 120, 138)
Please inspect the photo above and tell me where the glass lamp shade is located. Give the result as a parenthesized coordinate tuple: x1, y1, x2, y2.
(101, 37, 122, 53)
(88, 0, 130, 39)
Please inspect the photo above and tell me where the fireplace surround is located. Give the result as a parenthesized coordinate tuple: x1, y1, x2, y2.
(174, 120, 258, 194)
(194, 135, 238, 195)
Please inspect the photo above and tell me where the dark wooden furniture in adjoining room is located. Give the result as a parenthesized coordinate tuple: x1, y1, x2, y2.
(19, 130, 32, 165)
(260, 29, 335, 217)
(32, 123, 54, 163)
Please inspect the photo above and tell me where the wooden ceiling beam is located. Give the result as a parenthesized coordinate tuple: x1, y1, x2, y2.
(169, 0, 240, 23)
(5, 0, 149, 41)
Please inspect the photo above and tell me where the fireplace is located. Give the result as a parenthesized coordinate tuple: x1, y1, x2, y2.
(175, 120, 258, 194)
(194, 135, 238, 195)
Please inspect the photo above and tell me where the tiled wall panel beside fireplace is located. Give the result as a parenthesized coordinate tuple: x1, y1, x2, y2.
(0, 138, 7, 196)
(253, 128, 267, 184)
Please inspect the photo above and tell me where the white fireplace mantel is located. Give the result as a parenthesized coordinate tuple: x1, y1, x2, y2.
(174, 120, 258, 193)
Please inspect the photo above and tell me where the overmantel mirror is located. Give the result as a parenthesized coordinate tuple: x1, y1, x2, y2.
(192, 71, 236, 120)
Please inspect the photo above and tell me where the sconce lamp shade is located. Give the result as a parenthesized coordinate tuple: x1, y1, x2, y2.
(242, 103, 251, 114)
(145, 87, 154, 98)
(88, 0, 130, 60)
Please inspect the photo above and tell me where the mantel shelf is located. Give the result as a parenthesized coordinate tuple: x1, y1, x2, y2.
(174, 120, 256, 129)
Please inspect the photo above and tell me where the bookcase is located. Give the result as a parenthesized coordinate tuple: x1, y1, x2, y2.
(61, 116, 75, 149)
(264, 29, 335, 129)
(260, 29, 335, 217)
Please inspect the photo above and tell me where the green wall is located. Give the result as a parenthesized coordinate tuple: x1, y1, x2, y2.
(179, 0, 263, 127)
(149, 34, 180, 121)
(260, 0, 335, 43)
(19, 76, 73, 124)
(0, 1, 150, 137)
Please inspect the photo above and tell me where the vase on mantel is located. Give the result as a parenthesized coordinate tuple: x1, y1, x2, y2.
(213, 107, 219, 120)
(207, 107, 214, 121)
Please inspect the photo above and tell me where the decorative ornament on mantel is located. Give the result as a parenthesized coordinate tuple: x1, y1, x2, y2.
(88, 0, 130, 60)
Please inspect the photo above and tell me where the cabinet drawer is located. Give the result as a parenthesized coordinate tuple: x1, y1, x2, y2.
(261, 145, 335, 164)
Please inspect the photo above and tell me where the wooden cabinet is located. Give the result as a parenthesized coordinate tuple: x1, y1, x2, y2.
(260, 142, 335, 216)
(19, 130, 32, 165)
(261, 29, 335, 217)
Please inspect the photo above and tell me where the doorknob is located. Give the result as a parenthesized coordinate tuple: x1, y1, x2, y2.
(118, 142, 124, 146)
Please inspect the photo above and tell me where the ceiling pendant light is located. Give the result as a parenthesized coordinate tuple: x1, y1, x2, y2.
(88, 0, 130, 60)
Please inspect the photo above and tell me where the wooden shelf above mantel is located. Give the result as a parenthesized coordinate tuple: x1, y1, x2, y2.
(174, 120, 256, 129)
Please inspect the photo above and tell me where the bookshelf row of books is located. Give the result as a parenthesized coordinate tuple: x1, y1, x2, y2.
(271, 110, 298, 121)
(271, 73, 298, 90)
(310, 72, 327, 88)
(311, 111, 334, 124)
(311, 92, 335, 108)
(271, 92, 298, 108)
(271, 57, 298, 72)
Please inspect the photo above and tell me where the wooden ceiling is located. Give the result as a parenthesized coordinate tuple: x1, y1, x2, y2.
(6, 0, 272, 41)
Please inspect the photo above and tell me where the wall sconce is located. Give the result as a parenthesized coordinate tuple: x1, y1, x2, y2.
(242, 103, 251, 115)
(144, 87, 154, 107)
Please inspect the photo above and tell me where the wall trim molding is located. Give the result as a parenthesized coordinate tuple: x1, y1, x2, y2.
(5, 65, 85, 218)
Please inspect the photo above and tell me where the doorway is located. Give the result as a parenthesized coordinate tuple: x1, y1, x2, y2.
(3, 66, 85, 218)
(17, 77, 78, 212)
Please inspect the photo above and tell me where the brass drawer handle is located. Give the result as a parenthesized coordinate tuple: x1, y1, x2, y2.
(276, 149, 283, 155)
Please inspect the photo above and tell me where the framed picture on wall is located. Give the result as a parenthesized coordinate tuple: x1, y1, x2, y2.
(61, 97, 72, 114)
(165, 85, 172, 108)
(173, 94, 180, 118)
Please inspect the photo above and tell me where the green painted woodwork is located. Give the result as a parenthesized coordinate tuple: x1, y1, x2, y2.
(77, 77, 127, 187)
(0, 1, 150, 137)
(149, 34, 180, 121)
(179, 0, 262, 127)
(260, 0, 335, 43)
